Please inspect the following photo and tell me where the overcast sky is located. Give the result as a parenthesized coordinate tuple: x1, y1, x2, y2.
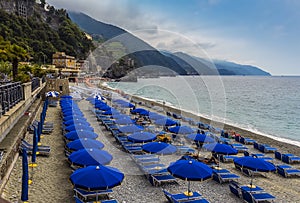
(47, 0, 300, 75)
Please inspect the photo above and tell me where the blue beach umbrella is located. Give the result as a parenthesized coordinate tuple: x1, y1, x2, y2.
(203, 143, 238, 155)
(111, 114, 129, 120)
(66, 138, 105, 151)
(46, 91, 59, 97)
(168, 159, 212, 194)
(64, 119, 90, 127)
(21, 148, 29, 202)
(131, 108, 147, 114)
(65, 124, 94, 132)
(118, 125, 144, 134)
(64, 130, 98, 141)
(61, 95, 73, 99)
(168, 125, 195, 134)
(234, 156, 276, 186)
(234, 156, 276, 172)
(187, 133, 215, 144)
(149, 112, 166, 120)
(68, 148, 113, 167)
(154, 118, 178, 126)
(127, 132, 157, 143)
(70, 165, 124, 191)
(114, 117, 134, 125)
(63, 115, 86, 122)
(142, 142, 177, 155)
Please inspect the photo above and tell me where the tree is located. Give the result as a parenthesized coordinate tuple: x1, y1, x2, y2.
(8, 44, 28, 81)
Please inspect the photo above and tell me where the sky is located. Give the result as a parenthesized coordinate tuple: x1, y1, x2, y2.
(47, 0, 300, 75)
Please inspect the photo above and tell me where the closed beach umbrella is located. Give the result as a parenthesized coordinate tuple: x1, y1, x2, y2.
(64, 130, 98, 141)
(66, 138, 105, 151)
(70, 165, 124, 191)
(65, 124, 94, 132)
(21, 148, 29, 202)
(168, 125, 195, 134)
(68, 148, 113, 167)
(127, 132, 157, 143)
(118, 125, 144, 134)
(142, 142, 177, 155)
(168, 159, 212, 194)
(154, 118, 178, 126)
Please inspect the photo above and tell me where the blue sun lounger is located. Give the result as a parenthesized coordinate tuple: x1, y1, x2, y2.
(74, 196, 118, 203)
(212, 168, 240, 184)
(150, 173, 177, 186)
(163, 190, 209, 203)
(229, 181, 275, 202)
(73, 188, 113, 202)
(277, 165, 300, 178)
(219, 154, 239, 163)
(282, 154, 300, 164)
(241, 189, 275, 203)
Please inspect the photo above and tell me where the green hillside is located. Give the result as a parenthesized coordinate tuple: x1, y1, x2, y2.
(0, 4, 93, 64)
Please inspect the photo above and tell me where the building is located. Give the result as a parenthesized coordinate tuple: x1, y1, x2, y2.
(52, 52, 79, 82)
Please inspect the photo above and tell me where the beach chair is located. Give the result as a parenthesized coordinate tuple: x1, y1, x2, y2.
(239, 137, 256, 145)
(229, 181, 242, 198)
(219, 154, 238, 163)
(150, 173, 177, 186)
(176, 146, 196, 155)
(258, 144, 277, 153)
(20, 139, 50, 151)
(136, 157, 160, 166)
(241, 188, 275, 203)
(162, 190, 209, 203)
(73, 187, 113, 202)
(20, 147, 50, 156)
(277, 165, 300, 178)
(140, 163, 166, 174)
(74, 196, 118, 203)
(281, 153, 300, 164)
(230, 143, 248, 152)
(212, 168, 240, 184)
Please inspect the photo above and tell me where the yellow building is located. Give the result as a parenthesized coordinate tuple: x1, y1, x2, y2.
(52, 52, 76, 69)
(52, 52, 80, 82)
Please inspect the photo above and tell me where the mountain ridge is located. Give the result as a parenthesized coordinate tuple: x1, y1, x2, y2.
(68, 11, 271, 77)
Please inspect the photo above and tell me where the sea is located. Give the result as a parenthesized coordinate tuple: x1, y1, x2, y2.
(107, 76, 300, 146)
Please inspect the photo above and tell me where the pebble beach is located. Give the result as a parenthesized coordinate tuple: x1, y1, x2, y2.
(2, 83, 300, 203)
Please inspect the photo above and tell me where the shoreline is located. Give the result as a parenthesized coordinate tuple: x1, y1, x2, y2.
(100, 82, 300, 155)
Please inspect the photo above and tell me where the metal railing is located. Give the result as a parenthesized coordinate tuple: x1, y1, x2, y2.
(31, 77, 40, 92)
(0, 82, 23, 116)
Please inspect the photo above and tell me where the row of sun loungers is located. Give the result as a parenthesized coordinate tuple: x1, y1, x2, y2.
(275, 151, 300, 164)
(254, 142, 277, 153)
(229, 181, 276, 203)
(20, 139, 51, 156)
